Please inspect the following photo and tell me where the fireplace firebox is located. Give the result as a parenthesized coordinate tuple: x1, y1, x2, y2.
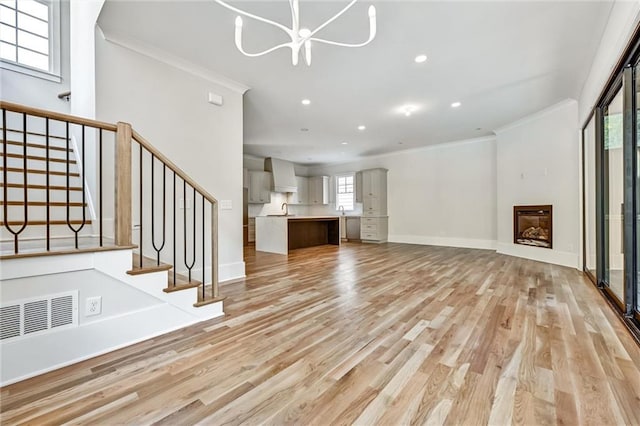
(513, 205, 552, 249)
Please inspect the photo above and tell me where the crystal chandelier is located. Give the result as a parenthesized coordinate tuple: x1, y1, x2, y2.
(213, 0, 377, 66)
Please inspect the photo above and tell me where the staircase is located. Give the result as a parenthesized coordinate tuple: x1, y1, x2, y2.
(1, 101, 222, 312)
(1, 125, 93, 252)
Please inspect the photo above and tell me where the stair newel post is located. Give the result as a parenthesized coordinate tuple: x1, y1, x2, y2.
(115, 122, 132, 246)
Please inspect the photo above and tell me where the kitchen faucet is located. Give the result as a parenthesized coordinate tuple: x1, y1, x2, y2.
(338, 205, 345, 215)
(281, 202, 289, 216)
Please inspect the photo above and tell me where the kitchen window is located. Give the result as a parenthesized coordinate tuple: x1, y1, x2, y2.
(336, 174, 354, 211)
(0, 0, 60, 81)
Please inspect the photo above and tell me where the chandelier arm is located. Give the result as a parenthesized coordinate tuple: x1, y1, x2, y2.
(213, 0, 292, 35)
(308, 0, 358, 39)
(289, 0, 299, 34)
(309, 35, 374, 48)
(236, 42, 294, 58)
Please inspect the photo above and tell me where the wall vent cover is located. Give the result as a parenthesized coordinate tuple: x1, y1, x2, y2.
(0, 291, 78, 343)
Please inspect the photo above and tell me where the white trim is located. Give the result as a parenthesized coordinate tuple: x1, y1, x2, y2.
(100, 30, 250, 95)
(219, 261, 246, 283)
(388, 234, 497, 251)
(318, 135, 497, 168)
(496, 242, 579, 269)
(494, 99, 578, 134)
(0, 59, 61, 82)
(0, 0, 61, 81)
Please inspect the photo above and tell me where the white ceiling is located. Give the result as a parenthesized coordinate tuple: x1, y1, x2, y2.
(98, 0, 613, 166)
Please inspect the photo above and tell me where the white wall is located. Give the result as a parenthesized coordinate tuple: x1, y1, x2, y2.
(95, 35, 246, 282)
(579, 0, 640, 123)
(495, 100, 580, 268)
(308, 137, 498, 250)
(0, 249, 207, 385)
(70, 0, 105, 119)
(0, 0, 71, 113)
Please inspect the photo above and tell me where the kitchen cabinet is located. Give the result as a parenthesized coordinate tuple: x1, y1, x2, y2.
(355, 171, 363, 203)
(248, 218, 256, 242)
(359, 168, 388, 243)
(248, 171, 272, 204)
(360, 216, 388, 243)
(361, 168, 387, 216)
(289, 176, 309, 205)
(308, 176, 329, 205)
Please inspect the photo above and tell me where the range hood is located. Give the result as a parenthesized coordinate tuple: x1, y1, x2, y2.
(265, 157, 297, 193)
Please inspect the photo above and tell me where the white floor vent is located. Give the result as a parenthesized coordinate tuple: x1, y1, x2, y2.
(0, 291, 78, 342)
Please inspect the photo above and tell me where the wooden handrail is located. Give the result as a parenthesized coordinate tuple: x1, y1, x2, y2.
(131, 130, 218, 205)
(0, 101, 117, 131)
(2, 101, 219, 304)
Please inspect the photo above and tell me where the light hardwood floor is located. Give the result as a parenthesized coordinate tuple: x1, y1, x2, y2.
(2, 243, 640, 425)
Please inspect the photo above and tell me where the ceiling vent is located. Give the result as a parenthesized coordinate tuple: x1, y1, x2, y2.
(0, 291, 78, 343)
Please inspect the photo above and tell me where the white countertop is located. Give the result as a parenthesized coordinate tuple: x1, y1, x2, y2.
(258, 215, 341, 220)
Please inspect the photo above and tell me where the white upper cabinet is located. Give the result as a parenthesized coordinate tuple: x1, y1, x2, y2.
(289, 176, 309, 205)
(361, 168, 388, 216)
(308, 176, 329, 205)
(248, 170, 272, 204)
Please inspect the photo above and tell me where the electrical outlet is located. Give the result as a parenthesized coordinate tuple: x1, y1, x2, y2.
(86, 296, 102, 316)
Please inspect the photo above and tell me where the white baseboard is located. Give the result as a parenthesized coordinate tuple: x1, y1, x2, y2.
(174, 261, 246, 285)
(389, 234, 497, 251)
(496, 242, 579, 269)
(387, 235, 579, 269)
(219, 261, 246, 283)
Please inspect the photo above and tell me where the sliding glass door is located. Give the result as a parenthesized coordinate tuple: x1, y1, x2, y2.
(584, 116, 597, 281)
(582, 28, 640, 336)
(603, 87, 625, 306)
(636, 60, 640, 317)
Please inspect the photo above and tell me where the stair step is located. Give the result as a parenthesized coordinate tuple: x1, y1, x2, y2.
(127, 253, 173, 275)
(2, 152, 76, 164)
(0, 201, 86, 207)
(194, 294, 226, 308)
(164, 271, 202, 293)
(0, 244, 137, 260)
(2, 129, 68, 141)
(0, 167, 80, 177)
(3, 139, 72, 152)
(4, 220, 92, 226)
(0, 183, 83, 191)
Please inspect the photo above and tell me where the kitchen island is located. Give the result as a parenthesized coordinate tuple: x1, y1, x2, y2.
(255, 216, 341, 255)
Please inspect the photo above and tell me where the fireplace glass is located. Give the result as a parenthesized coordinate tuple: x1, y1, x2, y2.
(513, 205, 552, 249)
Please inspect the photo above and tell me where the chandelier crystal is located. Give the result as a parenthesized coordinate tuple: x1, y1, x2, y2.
(213, 0, 377, 66)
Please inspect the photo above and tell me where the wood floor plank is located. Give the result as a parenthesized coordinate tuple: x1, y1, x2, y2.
(1, 243, 639, 425)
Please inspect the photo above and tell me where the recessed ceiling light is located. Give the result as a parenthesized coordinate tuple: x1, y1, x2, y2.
(414, 54, 427, 64)
(451, 102, 461, 108)
(342, 142, 348, 145)
(302, 99, 311, 106)
(358, 125, 366, 131)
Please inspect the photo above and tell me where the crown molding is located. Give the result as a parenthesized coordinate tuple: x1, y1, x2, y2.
(100, 30, 250, 95)
(494, 98, 577, 134)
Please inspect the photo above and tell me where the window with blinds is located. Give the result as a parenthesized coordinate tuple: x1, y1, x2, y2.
(336, 174, 354, 211)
